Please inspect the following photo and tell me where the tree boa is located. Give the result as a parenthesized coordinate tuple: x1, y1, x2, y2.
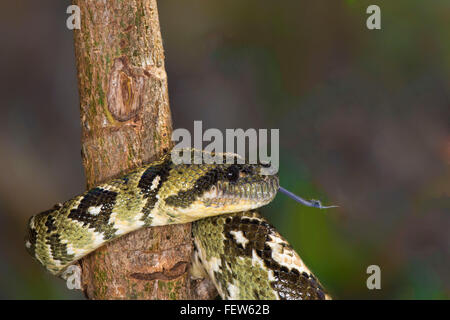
(25, 149, 330, 300)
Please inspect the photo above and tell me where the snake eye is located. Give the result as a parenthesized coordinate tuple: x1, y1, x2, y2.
(226, 165, 240, 182)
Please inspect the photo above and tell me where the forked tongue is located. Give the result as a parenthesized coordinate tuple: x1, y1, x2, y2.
(279, 186, 338, 209)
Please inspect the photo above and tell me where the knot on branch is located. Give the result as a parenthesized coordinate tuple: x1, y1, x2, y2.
(129, 261, 188, 281)
(107, 57, 145, 122)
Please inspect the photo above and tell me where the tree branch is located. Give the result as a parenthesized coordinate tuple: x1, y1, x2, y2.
(72, 0, 215, 299)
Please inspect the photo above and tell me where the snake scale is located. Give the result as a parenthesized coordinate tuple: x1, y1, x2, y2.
(25, 149, 330, 300)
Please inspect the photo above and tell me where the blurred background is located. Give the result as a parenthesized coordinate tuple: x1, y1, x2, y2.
(0, 0, 448, 299)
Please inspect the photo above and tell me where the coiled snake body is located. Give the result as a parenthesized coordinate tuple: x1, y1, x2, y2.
(25, 149, 330, 300)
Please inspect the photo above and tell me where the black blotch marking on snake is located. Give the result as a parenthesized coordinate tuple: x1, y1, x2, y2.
(164, 168, 223, 208)
(45, 215, 57, 233)
(138, 157, 172, 223)
(46, 233, 75, 264)
(68, 187, 118, 239)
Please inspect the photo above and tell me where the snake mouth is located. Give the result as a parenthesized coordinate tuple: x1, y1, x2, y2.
(202, 175, 279, 207)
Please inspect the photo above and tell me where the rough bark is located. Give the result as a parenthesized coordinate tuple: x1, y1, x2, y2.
(72, 0, 216, 299)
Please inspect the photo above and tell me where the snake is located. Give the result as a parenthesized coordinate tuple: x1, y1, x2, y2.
(25, 149, 330, 300)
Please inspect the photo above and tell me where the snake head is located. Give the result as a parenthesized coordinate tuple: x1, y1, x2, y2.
(158, 150, 279, 220)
